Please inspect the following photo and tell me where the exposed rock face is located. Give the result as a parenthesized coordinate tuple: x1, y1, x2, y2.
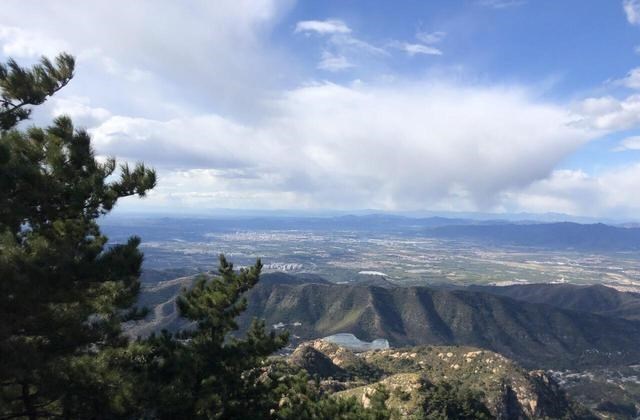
(289, 344, 347, 379)
(342, 373, 424, 416)
(288, 341, 585, 419)
(304, 339, 367, 370)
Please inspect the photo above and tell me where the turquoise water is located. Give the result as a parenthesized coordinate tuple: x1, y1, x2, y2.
(322, 333, 390, 352)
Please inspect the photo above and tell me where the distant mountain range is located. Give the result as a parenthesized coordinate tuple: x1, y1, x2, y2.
(424, 222, 640, 251)
(107, 209, 630, 225)
(104, 215, 640, 251)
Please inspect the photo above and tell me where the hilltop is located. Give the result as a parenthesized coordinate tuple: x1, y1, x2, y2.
(286, 340, 589, 419)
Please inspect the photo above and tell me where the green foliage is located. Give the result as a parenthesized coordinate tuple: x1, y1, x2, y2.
(256, 361, 391, 420)
(0, 50, 383, 418)
(0, 51, 491, 420)
(128, 256, 395, 419)
(420, 381, 493, 420)
(0, 53, 74, 131)
(0, 54, 155, 419)
(366, 385, 393, 419)
(133, 257, 287, 418)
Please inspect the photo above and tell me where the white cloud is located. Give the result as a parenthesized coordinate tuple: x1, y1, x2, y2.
(416, 31, 446, 45)
(317, 51, 354, 71)
(394, 42, 443, 56)
(295, 18, 387, 70)
(92, 81, 594, 211)
(388, 31, 445, 57)
(4, 1, 640, 217)
(295, 19, 351, 35)
(503, 165, 640, 218)
(624, 0, 640, 24)
(616, 67, 640, 89)
(478, 0, 526, 9)
(573, 94, 640, 131)
(0, 25, 68, 57)
(91, 114, 256, 169)
(298, 19, 444, 68)
(0, 0, 295, 119)
(329, 34, 387, 56)
(51, 96, 112, 127)
(500, 170, 599, 215)
(614, 135, 640, 151)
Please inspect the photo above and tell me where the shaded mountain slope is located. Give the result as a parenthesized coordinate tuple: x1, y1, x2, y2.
(260, 272, 331, 286)
(240, 283, 640, 369)
(124, 272, 329, 337)
(126, 274, 640, 369)
(470, 283, 640, 321)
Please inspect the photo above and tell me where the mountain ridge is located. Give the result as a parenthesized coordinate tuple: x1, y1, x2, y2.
(469, 283, 640, 321)
(424, 222, 640, 250)
(240, 282, 640, 369)
(126, 272, 640, 369)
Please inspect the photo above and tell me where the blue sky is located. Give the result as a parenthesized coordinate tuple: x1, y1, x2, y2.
(2, 0, 640, 219)
(282, 0, 637, 95)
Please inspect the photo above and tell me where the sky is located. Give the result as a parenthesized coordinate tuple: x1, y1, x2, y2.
(3, 0, 640, 219)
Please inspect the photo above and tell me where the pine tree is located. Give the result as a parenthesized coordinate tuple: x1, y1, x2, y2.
(136, 256, 289, 418)
(1, 53, 388, 419)
(134, 255, 392, 419)
(421, 381, 493, 420)
(0, 54, 74, 131)
(0, 54, 156, 419)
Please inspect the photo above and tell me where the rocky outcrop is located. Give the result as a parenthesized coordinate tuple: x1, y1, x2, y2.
(287, 341, 588, 419)
(289, 344, 347, 379)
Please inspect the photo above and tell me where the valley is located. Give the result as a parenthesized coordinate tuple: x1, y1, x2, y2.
(110, 215, 640, 417)
(103, 215, 640, 292)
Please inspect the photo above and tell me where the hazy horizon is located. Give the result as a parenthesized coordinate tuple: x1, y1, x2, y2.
(104, 207, 639, 225)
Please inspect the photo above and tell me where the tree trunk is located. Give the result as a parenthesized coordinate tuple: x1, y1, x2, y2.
(21, 382, 37, 420)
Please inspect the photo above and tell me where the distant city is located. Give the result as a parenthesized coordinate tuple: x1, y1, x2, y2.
(102, 214, 640, 292)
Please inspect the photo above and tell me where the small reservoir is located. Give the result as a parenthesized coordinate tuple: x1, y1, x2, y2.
(322, 333, 390, 352)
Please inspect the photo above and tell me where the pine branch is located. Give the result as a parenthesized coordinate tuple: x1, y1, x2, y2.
(0, 74, 71, 118)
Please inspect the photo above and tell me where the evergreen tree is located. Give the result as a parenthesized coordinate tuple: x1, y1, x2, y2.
(134, 255, 392, 419)
(420, 381, 493, 420)
(0, 54, 155, 419)
(0, 53, 388, 419)
(136, 256, 293, 418)
(0, 54, 74, 131)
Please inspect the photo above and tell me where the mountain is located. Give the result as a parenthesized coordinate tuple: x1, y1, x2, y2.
(127, 274, 640, 369)
(125, 275, 196, 337)
(124, 272, 328, 337)
(424, 222, 640, 250)
(469, 283, 640, 321)
(125, 272, 640, 415)
(288, 340, 589, 419)
(239, 282, 640, 370)
(140, 267, 200, 284)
